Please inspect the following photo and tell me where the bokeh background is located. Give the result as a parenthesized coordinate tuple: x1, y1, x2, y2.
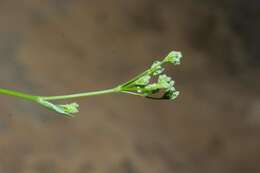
(0, 0, 260, 172)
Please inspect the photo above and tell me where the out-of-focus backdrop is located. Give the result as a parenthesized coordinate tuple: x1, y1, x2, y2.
(0, 0, 260, 172)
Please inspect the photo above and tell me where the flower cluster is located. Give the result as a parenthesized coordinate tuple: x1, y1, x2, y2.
(120, 51, 182, 100)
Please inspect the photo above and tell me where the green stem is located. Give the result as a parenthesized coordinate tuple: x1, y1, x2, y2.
(0, 88, 38, 101)
(120, 91, 144, 96)
(0, 87, 123, 102)
(120, 60, 167, 87)
(41, 87, 121, 101)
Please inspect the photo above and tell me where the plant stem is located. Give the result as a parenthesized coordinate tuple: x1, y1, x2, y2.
(120, 60, 167, 87)
(41, 87, 121, 101)
(0, 88, 38, 101)
(0, 87, 122, 102)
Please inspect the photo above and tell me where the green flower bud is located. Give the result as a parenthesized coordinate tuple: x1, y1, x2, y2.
(134, 75, 151, 85)
(60, 103, 79, 114)
(38, 99, 79, 117)
(164, 51, 182, 65)
(151, 61, 164, 76)
(163, 88, 180, 100)
(158, 74, 174, 89)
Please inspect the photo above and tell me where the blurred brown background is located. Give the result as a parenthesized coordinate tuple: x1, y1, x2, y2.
(0, 0, 260, 172)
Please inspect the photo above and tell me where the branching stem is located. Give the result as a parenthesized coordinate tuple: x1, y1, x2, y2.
(0, 51, 182, 116)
